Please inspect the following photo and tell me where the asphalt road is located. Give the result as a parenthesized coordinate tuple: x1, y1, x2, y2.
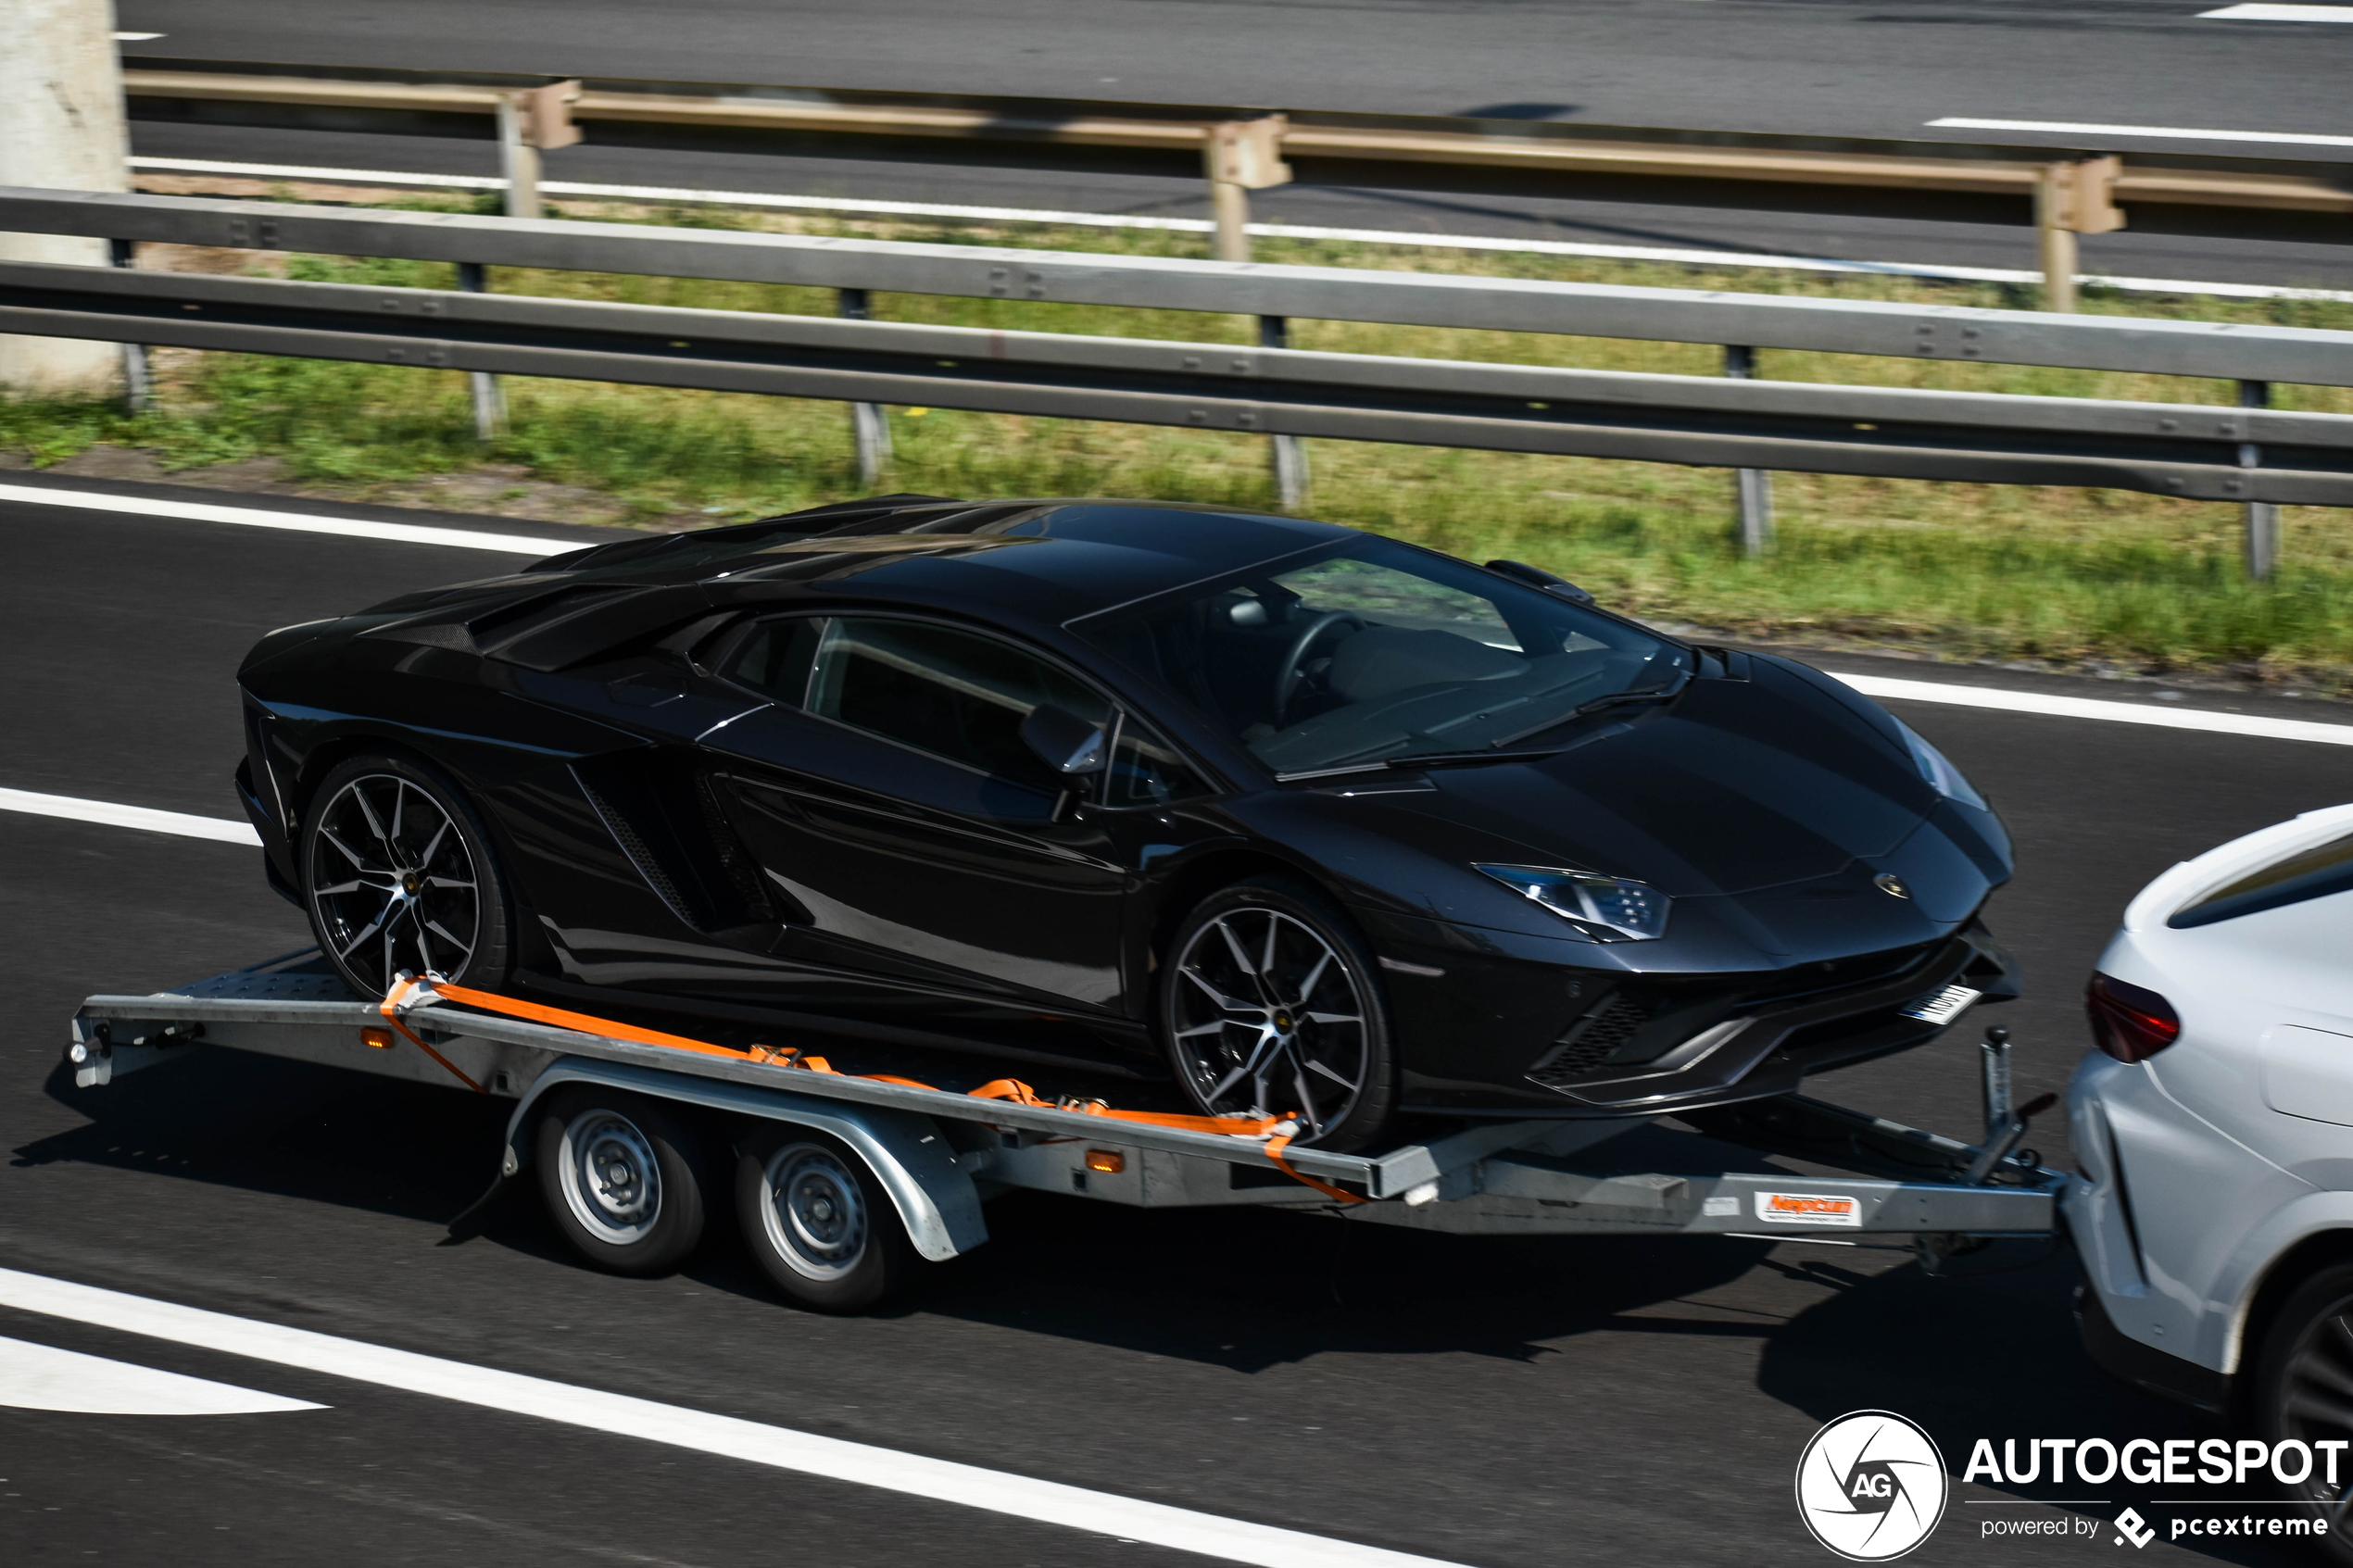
(114, 0, 2353, 290)
(4, 475, 2351, 1565)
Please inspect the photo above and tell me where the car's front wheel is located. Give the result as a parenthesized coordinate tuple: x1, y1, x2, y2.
(1159, 876, 1397, 1152)
(2252, 1261, 2353, 1562)
(299, 751, 512, 1000)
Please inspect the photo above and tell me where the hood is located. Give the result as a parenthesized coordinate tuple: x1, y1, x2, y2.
(1409, 662, 1934, 897)
(1245, 658, 2008, 965)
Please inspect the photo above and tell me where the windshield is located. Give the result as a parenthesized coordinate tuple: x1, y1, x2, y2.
(1076, 537, 1690, 775)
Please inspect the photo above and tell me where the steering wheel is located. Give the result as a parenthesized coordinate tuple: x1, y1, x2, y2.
(1272, 611, 1365, 718)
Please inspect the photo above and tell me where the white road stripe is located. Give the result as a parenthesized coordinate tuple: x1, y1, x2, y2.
(0, 1266, 1466, 1568)
(124, 157, 2353, 306)
(1830, 672, 2353, 746)
(2198, 3, 2353, 19)
(0, 1335, 322, 1415)
(0, 482, 578, 555)
(1927, 116, 2353, 148)
(0, 787, 261, 845)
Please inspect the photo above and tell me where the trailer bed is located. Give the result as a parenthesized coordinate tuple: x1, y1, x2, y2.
(68, 951, 2062, 1262)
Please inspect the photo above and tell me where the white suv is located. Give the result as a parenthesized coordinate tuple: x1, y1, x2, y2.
(2068, 803, 2353, 1549)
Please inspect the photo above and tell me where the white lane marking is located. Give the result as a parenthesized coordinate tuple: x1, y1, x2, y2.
(2198, 4, 2353, 19)
(0, 483, 578, 555)
(113, 31, 167, 41)
(0, 787, 262, 846)
(1928, 116, 2353, 148)
(1830, 671, 2353, 746)
(0, 1335, 322, 1415)
(124, 158, 2353, 306)
(0, 1266, 1467, 1568)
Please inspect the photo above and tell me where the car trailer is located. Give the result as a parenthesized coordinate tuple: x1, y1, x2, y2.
(65, 949, 2065, 1311)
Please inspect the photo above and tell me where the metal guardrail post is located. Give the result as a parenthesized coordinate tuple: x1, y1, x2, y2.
(1724, 345, 1772, 555)
(107, 238, 153, 415)
(455, 262, 507, 437)
(496, 81, 581, 223)
(495, 96, 541, 221)
(1204, 120, 1306, 507)
(2033, 157, 2124, 315)
(2242, 379, 2280, 580)
(839, 287, 892, 486)
(1259, 315, 1309, 508)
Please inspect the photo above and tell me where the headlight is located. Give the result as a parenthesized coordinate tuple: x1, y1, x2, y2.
(1895, 720, 1988, 811)
(1472, 863, 1671, 941)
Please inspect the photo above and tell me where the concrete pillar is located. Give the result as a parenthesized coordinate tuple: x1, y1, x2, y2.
(0, 0, 130, 395)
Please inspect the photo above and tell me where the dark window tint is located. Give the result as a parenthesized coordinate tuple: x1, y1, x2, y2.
(1075, 535, 1688, 777)
(724, 616, 828, 706)
(1106, 715, 1208, 808)
(2170, 829, 2353, 929)
(810, 619, 1112, 793)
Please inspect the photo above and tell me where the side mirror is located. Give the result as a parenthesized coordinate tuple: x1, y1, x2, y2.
(1485, 558, 1595, 606)
(1019, 704, 1109, 775)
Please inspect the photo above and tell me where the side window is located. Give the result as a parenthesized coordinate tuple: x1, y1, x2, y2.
(1105, 714, 1209, 809)
(724, 616, 827, 706)
(808, 618, 1113, 793)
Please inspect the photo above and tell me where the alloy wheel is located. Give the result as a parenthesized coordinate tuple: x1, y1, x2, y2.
(2277, 1299, 2353, 1542)
(308, 771, 481, 994)
(1167, 907, 1370, 1139)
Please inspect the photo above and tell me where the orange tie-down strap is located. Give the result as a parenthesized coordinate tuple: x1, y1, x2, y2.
(380, 975, 1367, 1204)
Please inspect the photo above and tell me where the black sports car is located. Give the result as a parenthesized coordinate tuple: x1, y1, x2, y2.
(235, 495, 2017, 1150)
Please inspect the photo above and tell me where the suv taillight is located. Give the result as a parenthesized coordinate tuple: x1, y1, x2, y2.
(2087, 972, 2181, 1062)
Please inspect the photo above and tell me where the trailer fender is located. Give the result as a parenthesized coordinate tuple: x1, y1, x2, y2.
(503, 1058, 988, 1261)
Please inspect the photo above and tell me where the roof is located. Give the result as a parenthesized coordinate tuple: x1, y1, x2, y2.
(565, 498, 1356, 625)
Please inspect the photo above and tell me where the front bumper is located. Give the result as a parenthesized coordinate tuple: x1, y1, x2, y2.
(1370, 910, 2018, 1117)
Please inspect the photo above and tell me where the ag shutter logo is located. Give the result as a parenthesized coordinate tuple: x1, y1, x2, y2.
(1796, 1411, 1949, 1562)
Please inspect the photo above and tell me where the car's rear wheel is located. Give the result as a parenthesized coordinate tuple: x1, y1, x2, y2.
(2252, 1261, 2353, 1562)
(1159, 877, 1397, 1152)
(300, 751, 512, 1000)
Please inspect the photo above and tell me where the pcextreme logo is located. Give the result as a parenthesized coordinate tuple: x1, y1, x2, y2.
(1795, 1411, 1951, 1562)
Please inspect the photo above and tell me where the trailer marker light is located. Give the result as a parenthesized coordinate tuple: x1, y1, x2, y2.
(360, 1026, 396, 1049)
(1084, 1149, 1125, 1174)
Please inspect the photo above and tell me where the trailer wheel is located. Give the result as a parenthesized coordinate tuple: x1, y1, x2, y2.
(533, 1087, 709, 1276)
(736, 1129, 915, 1314)
(2250, 1261, 2353, 1564)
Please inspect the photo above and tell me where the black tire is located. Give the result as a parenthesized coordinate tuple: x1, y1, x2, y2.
(533, 1087, 710, 1277)
(735, 1127, 916, 1314)
(2251, 1261, 2353, 1562)
(299, 750, 514, 1001)
(1158, 875, 1398, 1152)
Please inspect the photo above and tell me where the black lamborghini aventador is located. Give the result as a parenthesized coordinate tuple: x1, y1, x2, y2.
(234, 495, 2017, 1150)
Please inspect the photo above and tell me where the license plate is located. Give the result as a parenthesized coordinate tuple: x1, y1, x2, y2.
(1901, 983, 1982, 1027)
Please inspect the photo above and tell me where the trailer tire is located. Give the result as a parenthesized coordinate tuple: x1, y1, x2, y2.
(534, 1087, 709, 1276)
(736, 1128, 915, 1314)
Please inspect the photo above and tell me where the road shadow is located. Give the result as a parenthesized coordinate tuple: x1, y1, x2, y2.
(1760, 1244, 2290, 1565)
